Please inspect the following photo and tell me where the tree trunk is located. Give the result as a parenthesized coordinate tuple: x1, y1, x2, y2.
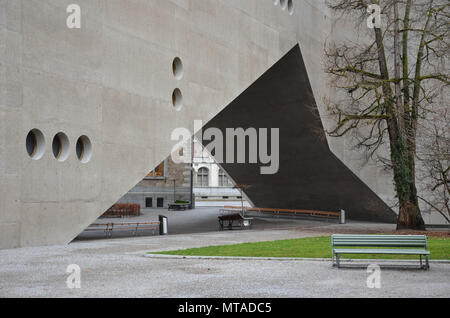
(372, 9, 426, 231)
(397, 195, 426, 230)
(393, 1, 404, 132)
(395, 1, 434, 231)
(390, 137, 426, 230)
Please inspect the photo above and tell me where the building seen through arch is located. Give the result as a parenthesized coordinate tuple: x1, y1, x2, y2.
(116, 140, 242, 210)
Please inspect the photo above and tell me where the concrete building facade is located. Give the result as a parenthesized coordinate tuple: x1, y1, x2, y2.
(117, 155, 191, 210)
(1, 0, 446, 249)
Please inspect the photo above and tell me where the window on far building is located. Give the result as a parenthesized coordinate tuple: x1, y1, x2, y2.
(157, 197, 164, 208)
(196, 167, 209, 187)
(147, 161, 165, 178)
(218, 169, 232, 187)
(145, 197, 153, 208)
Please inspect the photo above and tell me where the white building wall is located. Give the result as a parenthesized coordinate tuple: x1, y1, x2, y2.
(193, 141, 240, 199)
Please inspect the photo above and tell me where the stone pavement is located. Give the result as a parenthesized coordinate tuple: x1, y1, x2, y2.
(1, 220, 449, 298)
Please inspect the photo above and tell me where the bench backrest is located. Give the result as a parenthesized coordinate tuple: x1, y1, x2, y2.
(112, 222, 159, 228)
(332, 234, 428, 249)
(224, 206, 340, 219)
(219, 213, 243, 221)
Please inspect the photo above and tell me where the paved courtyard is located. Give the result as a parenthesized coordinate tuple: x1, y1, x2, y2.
(1, 218, 449, 298)
(75, 206, 340, 240)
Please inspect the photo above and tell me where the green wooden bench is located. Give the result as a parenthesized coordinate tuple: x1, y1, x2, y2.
(218, 210, 253, 231)
(331, 234, 430, 270)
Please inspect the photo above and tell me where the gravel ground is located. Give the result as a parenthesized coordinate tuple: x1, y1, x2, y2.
(1, 221, 449, 298)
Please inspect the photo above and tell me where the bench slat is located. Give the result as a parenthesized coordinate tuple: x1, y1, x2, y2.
(334, 246, 427, 249)
(334, 243, 427, 245)
(332, 234, 426, 237)
(333, 235, 426, 239)
(334, 248, 430, 255)
(333, 236, 426, 238)
(333, 240, 426, 243)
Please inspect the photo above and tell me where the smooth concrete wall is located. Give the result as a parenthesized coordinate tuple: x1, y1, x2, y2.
(2, 0, 433, 249)
(0, 0, 306, 248)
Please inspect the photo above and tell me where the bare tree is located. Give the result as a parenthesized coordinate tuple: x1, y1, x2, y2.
(417, 105, 450, 223)
(325, 0, 449, 230)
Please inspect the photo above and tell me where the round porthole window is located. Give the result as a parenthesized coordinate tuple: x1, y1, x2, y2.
(76, 135, 92, 163)
(288, 0, 294, 15)
(172, 57, 184, 80)
(172, 88, 183, 111)
(52, 132, 70, 162)
(26, 129, 45, 160)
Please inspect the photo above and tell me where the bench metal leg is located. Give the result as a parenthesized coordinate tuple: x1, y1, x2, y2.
(336, 254, 340, 268)
(425, 255, 430, 270)
(106, 224, 113, 238)
(420, 255, 423, 268)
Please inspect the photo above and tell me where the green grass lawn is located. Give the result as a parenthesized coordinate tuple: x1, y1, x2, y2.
(151, 236, 450, 260)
